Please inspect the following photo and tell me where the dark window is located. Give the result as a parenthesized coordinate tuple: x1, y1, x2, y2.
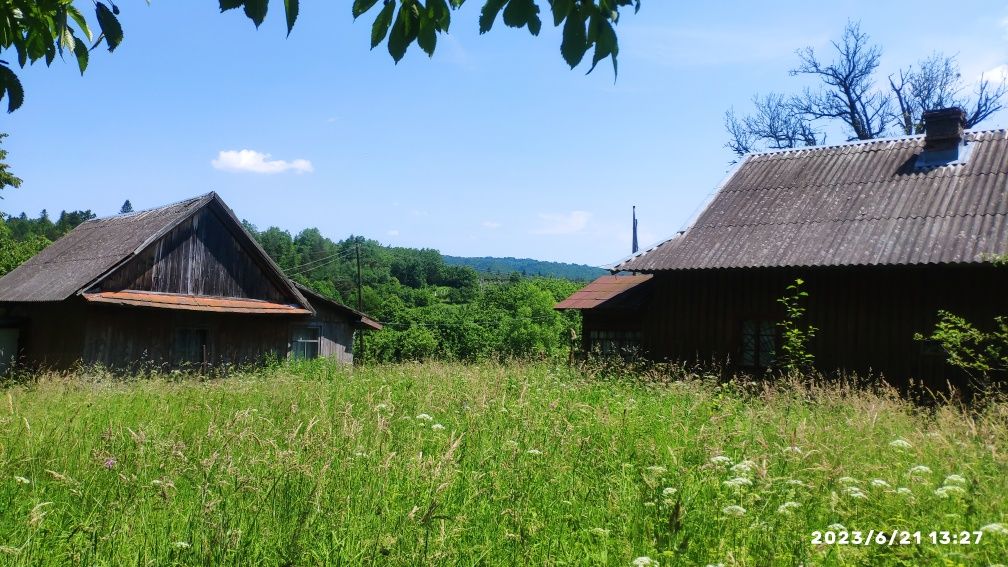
(291, 326, 321, 360)
(173, 328, 208, 368)
(0, 328, 19, 374)
(741, 320, 775, 369)
(588, 329, 642, 356)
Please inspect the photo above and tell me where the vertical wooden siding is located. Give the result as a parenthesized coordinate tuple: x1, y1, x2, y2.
(99, 207, 291, 303)
(633, 264, 1007, 387)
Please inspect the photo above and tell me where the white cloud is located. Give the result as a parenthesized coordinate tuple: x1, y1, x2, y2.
(387, 229, 400, 237)
(982, 64, 1008, 84)
(532, 211, 592, 235)
(211, 150, 313, 174)
(481, 220, 502, 229)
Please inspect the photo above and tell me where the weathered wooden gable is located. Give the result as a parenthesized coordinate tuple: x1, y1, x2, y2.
(94, 203, 295, 303)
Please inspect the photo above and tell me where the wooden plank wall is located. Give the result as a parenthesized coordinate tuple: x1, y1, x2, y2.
(630, 264, 1007, 388)
(99, 207, 291, 303)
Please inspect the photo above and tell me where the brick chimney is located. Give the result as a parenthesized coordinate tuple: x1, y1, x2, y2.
(922, 107, 966, 151)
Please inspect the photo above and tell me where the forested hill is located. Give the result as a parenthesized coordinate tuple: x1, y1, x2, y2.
(443, 255, 607, 281)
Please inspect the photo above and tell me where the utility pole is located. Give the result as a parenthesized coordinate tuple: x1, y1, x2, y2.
(355, 240, 364, 364)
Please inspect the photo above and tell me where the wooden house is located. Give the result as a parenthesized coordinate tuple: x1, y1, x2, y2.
(557, 109, 1008, 387)
(0, 192, 380, 372)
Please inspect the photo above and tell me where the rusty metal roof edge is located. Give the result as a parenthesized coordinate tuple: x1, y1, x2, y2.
(83, 290, 314, 314)
(608, 154, 753, 271)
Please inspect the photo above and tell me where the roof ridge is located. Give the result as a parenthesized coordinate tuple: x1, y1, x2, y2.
(743, 128, 1007, 158)
(84, 192, 215, 223)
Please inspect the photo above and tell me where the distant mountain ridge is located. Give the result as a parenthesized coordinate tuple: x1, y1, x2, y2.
(442, 255, 607, 281)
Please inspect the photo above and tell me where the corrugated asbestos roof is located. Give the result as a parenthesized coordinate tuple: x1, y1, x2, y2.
(554, 275, 652, 310)
(83, 290, 313, 314)
(0, 194, 212, 301)
(617, 130, 1008, 271)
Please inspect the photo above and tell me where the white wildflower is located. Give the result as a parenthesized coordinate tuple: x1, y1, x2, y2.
(731, 460, 756, 475)
(934, 485, 966, 498)
(827, 523, 847, 532)
(786, 479, 808, 488)
(415, 413, 433, 422)
(13, 476, 30, 485)
(908, 465, 932, 476)
(172, 541, 191, 549)
(724, 477, 753, 488)
(943, 474, 967, 486)
(896, 487, 913, 496)
(431, 423, 445, 431)
(589, 527, 610, 537)
(843, 486, 868, 499)
(631, 557, 658, 567)
(709, 455, 732, 466)
(889, 438, 913, 450)
(980, 523, 1008, 535)
(646, 465, 667, 475)
(706, 564, 725, 567)
(870, 479, 891, 489)
(783, 445, 803, 455)
(662, 487, 677, 497)
(838, 476, 859, 485)
(526, 449, 542, 456)
(722, 505, 746, 517)
(777, 501, 801, 515)
(644, 501, 656, 507)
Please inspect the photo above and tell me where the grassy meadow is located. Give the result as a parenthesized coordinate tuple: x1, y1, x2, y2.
(0, 361, 1006, 566)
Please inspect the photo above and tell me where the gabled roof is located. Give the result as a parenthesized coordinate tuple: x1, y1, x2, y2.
(294, 283, 383, 330)
(617, 130, 1008, 272)
(0, 192, 311, 312)
(554, 275, 652, 310)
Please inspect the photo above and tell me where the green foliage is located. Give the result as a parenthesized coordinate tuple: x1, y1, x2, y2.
(0, 133, 22, 194)
(1, 362, 1007, 564)
(776, 278, 816, 373)
(244, 223, 583, 362)
(0, 0, 124, 113)
(915, 310, 1008, 386)
(442, 254, 605, 281)
(0, 208, 94, 275)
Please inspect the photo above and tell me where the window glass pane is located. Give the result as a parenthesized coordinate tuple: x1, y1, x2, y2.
(292, 326, 321, 360)
(741, 321, 756, 366)
(758, 333, 775, 368)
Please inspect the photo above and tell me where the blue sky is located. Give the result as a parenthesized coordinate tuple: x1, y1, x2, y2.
(3, 1, 1007, 266)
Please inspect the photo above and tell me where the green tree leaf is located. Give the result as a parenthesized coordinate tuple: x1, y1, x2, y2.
(387, 3, 418, 62)
(479, 0, 507, 34)
(559, 4, 587, 68)
(283, 0, 298, 35)
(587, 16, 617, 74)
(550, 0, 571, 26)
(0, 65, 24, 113)
(73, 35, 90, 75)
(243, 0, 268, 27)
(371, 1, 396, 49)
(219, 0, 245, 12)
(353, 0, 381, 19)
(95, 2, 123, 52)
(417, 14, 437, 57)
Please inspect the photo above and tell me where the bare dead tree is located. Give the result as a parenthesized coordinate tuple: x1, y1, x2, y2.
(791, 21, 890, 141)
(724, 93, 821, 157)
(890, 53, 1008, 135)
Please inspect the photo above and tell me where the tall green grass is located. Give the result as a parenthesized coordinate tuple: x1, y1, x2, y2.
(0, 361, 1006, 565)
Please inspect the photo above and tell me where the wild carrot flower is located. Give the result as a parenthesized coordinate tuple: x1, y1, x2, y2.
(896, 487, 913, 496)
(870, 479, 890, 489)
(431, 423, 445, 431)
(837, 476, 859, 485)
(662, 487, 677, 497)
(526, 449, 542, 456)
(786, 479, 808, 488)
(646, 465, 667, 475)
(934, 485, 966, 498)
(980, 523, 1008, 535)
(13, 476, 29, 485)
(843, 486, 868, 499)
(722, 505, 746, 517)
(731, 460, 756, 475)
(943, 474, 966, 486)
(908, 465, 932, 477)
(415, 414, 433, 422)
(777, 501, 801, 515)
(889, 438, 912, 450)
(631, 557, 658, 567)
(827, 523, 847, 531)
(783, 445, 803, 455)
(172, 541, 191, 549)
(724, 477, 752, 488)
(709, 455, 732, 466)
